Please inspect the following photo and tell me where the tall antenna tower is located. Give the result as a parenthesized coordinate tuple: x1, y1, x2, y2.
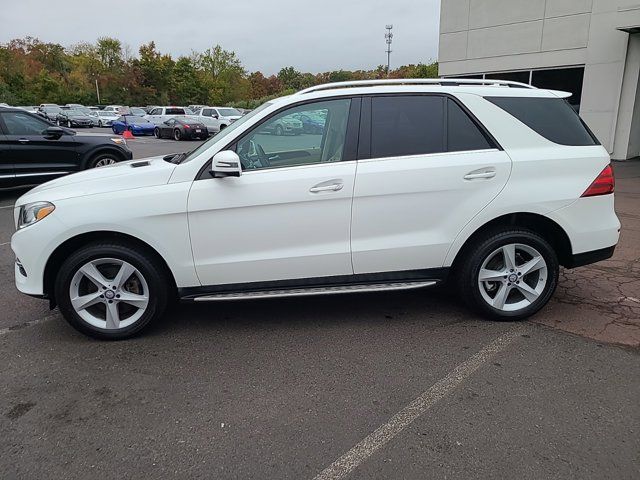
(385, 25, 394, 77)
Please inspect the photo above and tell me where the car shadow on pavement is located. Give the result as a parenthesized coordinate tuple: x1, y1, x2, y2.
(147, 286, 468, 339)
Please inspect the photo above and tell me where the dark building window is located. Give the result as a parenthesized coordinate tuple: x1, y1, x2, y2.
(531, 67, 585, 112)
(485, 71, 531, 85)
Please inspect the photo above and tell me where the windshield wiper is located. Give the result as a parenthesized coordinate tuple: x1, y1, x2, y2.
(163, 152, 187, 164)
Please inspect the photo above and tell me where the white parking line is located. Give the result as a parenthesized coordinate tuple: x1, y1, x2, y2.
(0, 204, 15, 209)
(312, 327, 526, 480)
(0, 242, 10, 247)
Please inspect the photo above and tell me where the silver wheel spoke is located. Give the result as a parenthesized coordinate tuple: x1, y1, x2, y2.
(80, 263, 109, 289)
(105, 302, 120, 329)
(118, 291, 149, 309)
(479, 268, 506, 282)
(519, 255, 545, 276)
(113, 262, 136, 289)
(491, 284, 510, 309)
(516, 282, 540, 303)
(71, 291, 102, 311)
(502, 244, 517, 271)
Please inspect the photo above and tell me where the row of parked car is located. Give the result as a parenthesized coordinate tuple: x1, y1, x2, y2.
(18, 103, 250, 141)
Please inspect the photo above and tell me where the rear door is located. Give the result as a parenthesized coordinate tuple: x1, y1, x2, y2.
(0, 132, 14, 188)
(351, 94, 511, 274)
(0, 110, 79, 186)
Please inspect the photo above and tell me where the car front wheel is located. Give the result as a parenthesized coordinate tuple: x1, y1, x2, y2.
(87, 152, 120, 168)
(457, 228, 559, 321)
(55, 242, 170, 340)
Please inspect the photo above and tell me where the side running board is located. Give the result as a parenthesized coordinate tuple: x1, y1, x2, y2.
(192, 280, 438, 302)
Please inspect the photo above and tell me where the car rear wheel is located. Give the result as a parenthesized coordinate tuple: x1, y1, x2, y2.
(55, 242, 170, 340)
(457, 228, 559, 321)
(154, 127, 161, 138)
(173, 129, 182, 141)
(87, 152, 120, 168)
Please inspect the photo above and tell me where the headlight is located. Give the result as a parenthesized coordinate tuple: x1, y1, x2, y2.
(110, 137, 126, 145)
(17, 202, 55, 229)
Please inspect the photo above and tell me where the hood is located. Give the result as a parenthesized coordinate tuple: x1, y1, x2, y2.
(16, 155, 177, 206)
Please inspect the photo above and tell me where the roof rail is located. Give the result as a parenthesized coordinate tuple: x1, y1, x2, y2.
(295, 78, 536, 95)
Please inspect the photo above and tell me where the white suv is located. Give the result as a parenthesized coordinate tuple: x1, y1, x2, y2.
(192, 107, 243, 133)
(144, 106, 189, 125)
(11, 79, 620, 339)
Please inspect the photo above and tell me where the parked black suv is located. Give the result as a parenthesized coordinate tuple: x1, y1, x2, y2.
(0, 107, 133, 188)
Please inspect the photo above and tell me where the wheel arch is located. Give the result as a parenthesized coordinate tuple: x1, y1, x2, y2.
(43, 231, 178, 307)
(81, 146, 128, 169)
(449, 212, 573, 270)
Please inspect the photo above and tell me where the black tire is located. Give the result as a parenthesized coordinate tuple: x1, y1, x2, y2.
(154, 127, 161, 138)
(98, 120, 103, 127)
(275, 125, 284, 136)
(55, 241, 170, 340)
(86, 151, 122, 169)
(219, 124, 227, 131)
(456, 228, 559, 321)
(173, 128, 182, 141)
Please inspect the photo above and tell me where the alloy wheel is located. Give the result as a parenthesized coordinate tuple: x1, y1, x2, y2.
(477, 243, 548, 312)
(95, 157, 117, 167)
(69, 258, 149, 330)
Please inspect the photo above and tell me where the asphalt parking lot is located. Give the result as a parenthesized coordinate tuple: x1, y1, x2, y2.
(0, 134, 638, 479)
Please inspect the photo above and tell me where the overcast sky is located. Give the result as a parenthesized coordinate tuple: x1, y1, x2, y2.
(0, 0, 441, 74)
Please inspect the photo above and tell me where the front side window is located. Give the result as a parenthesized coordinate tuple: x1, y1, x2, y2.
(202, 108, 213, 117)
(236, 99, 351, 171)
(371, 95, 445, 158)
(150, 108, 161, 115)
(0, 112, 49, 135)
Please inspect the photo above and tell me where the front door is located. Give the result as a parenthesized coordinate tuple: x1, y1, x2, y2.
(0, 110, 79, 186)
(188, 97, 359, 287)
(351, 94, 512, 274)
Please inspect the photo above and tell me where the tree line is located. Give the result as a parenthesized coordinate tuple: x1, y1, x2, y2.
(0, 36, 438, 109)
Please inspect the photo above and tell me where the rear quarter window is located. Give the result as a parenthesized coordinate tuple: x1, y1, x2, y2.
(485, 96, 598, 146)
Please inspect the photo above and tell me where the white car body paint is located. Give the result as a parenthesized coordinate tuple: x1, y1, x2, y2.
(11, 82, 620, 300)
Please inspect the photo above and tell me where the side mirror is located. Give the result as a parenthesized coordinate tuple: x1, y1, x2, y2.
(210, 150, 241, 178)
(43, 126, 65, 139)
(212, 113, 219, 119)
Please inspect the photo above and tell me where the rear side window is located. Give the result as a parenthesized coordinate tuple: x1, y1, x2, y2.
(371, 96, 444, 158)
(446, 99, 492, 152)
(166, 108, 185, 115)
(485, 96, 597, 146)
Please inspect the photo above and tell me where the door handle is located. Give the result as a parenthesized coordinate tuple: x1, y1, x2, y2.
(309, 182, 344, 193)
(18, 138, 30, 144)
(464, 168, 496, 180)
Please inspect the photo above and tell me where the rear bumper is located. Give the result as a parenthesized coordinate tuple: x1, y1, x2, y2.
(565, 245, 616, 269)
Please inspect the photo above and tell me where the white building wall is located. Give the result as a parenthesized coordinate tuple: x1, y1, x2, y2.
(439, 0, 640, 160)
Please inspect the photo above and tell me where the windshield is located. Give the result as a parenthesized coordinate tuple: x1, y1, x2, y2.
(66, 109, 85, 116)
(130, 107, 146, 116)
(98, 111, 115, 117)
(126, 115, 151, 123)
(218, 108, 241, 117)
(179, 102, 272, 164)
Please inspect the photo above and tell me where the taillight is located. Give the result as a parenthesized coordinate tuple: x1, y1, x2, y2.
(184, 124, 190, 129)
(581, 164, 615, 197)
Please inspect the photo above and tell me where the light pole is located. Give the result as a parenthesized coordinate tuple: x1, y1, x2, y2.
(385, 25, 393, 77)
